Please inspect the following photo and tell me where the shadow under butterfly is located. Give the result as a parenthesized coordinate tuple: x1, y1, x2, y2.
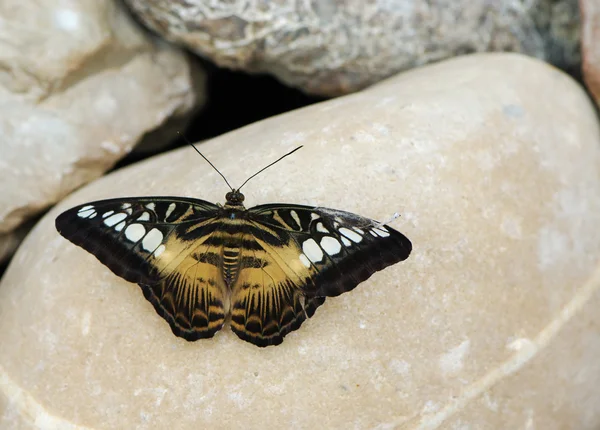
(55, 145, 412, 347)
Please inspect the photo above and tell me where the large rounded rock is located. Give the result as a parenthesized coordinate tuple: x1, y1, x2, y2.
(0, 0, 204, 262)
(1, 53, 600, 428)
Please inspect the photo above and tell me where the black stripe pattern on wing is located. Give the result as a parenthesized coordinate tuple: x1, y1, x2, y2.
(230, 279, 325, 347)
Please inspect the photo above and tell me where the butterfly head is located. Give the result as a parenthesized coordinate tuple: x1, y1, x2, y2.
(225, 189, 245, 209)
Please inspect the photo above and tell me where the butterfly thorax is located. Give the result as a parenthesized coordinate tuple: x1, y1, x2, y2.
(224, 189, 246, 211)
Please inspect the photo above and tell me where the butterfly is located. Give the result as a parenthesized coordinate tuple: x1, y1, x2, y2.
(55, 145, 412, 347)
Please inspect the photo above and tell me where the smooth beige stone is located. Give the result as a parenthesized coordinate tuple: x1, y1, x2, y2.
(0, 0, 203, 259)
(2, 53, 600, 429)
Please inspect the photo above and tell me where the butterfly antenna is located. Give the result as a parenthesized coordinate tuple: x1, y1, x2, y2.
(179, 132, 234, 191)
(237, 146, 303, 191)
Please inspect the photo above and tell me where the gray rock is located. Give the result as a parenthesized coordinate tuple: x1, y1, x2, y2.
(123, 0, 580, 96)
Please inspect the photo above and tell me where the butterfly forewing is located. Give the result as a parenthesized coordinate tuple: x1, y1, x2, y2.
(247, 204, 412, 297)
(55, 197, 221, 284)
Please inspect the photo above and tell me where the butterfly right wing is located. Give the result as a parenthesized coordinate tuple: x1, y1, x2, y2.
(226, 203, 412, 346)
(55, 197, 229, 340)
(229, 226, 325, 346)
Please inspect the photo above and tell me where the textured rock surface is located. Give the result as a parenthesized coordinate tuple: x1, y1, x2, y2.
(582, 0, 600, 106)
(2, 53, 600, 429)
(123, 0, 580, 96)
(0, 0, 204, 261)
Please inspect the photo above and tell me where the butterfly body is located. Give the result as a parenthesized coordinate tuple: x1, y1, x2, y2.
(56, 189, 412, 347)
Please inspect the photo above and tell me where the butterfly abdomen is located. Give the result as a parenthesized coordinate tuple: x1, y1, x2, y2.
(222, 247, 240, 286)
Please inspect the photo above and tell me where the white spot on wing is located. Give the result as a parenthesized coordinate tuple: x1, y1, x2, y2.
(299, 254, 311, 268)
(339, 227, 362, 243)
(165, 203, 176, 219)
(373, 227, 390, 237)
(311, 213, 320, 221)
(104, 213, 127, 227)
(320, 236, 342, 255)
(125, 223, 145, 242)
(302, 238, 323, 263)
(115, 221, 126, 232)
(146, 203, 156, 211)
(78, 205, 94, 213)
(142, 228, 164, 252)
(316, 222, 329, 233)
(121, 203, 132, 209)
(136, 212, 150, 221)
(290, 210, 302, 228)
(83, 210, 97, 218)
(153, 244, 166, 257)
(341, 236, 352, 247)
(369, 230, 378, 237)
(102, 210, 114, 218)
(77, 207, 96, 218)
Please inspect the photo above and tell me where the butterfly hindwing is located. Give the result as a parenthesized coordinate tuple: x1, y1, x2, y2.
(139, 240, 229, 340)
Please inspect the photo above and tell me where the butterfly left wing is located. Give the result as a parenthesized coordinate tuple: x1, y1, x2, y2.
(228, 204, 412, 346)
(55, 197, 229, 340)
